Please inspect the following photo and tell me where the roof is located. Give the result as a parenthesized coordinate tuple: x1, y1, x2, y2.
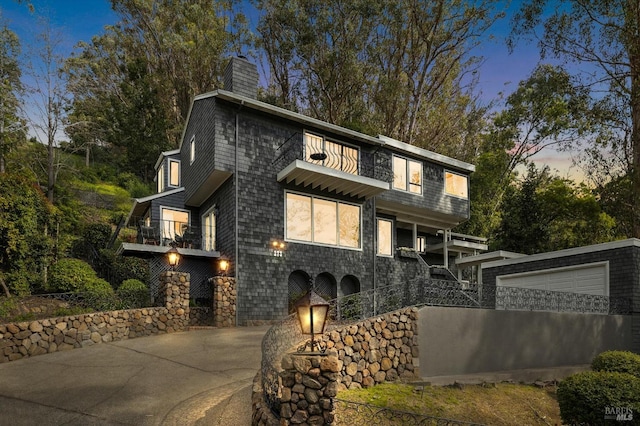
(154, 149, 181, 171)
(125, 187, 185, 226)
(482, 238, 640, 269)
(181, 89, 475, 173)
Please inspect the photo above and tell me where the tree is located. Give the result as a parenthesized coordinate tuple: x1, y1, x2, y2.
(0, 20, 25, 174)
(492, 165, 616, 254)
(510, 0, 640, 237)
(256, 0, 501, 157)
(23, 18, 69, 203)
(0, 173, 56, 296)
(65, 0, 250, 180)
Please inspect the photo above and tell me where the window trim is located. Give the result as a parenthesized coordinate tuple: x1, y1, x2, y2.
(168, 159, 181, 188)
(392, 154, 422, 195)
(189, 135, 196, 165)
(444, 170, 469, 199)
(376, 218, 394, 257)
(303, 130, 360, 175)
(284, 190, 362, 251)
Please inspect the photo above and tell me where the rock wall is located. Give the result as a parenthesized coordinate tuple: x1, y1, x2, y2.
(327, 307, 420, 390)
(252, 307, 420, 425)
(0, 271, 192, 364)
(211, 276, 236, 327)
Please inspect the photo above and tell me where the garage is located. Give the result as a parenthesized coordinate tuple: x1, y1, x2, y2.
(496, 261, 609, 296)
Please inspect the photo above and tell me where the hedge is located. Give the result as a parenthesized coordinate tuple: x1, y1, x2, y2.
(592, 351, 640, 378)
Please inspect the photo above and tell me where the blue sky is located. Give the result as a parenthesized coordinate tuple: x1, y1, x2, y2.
(1, 0, 581, 179)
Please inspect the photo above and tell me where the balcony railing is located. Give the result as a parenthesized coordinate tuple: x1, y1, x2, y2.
(273, 132, 393, 183)
(127, 217, 212, 251)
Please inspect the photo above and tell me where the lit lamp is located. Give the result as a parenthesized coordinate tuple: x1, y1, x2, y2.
(218, 258, 229, 275)
(294, 290, 330, 353)
(166, 245, 181, 271)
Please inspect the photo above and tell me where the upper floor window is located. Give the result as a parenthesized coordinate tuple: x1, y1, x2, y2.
(202, 207, 216, 251)
(377, 218, 393, 256)
(393, 156, 422, 194)
(304, 132, 358, 175)
(157, 164, 165, 193)
(286, 192, 361, 249)
(169, 159, 180, 187)
(190, 135, 196, 164)
(445, 171, 468, 199)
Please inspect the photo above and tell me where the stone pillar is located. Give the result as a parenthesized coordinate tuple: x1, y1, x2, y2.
(212, 276, 237, 327)
(278, 351, 341, 425)
(158, 271, 190, 332)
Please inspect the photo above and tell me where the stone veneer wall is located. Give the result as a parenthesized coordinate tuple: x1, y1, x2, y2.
(252, 307, 419, 425)
(211, 276, 237, 327)
(0, 271, 191, 364)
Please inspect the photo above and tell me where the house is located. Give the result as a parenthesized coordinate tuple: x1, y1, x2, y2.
(118, 57, 487, 324)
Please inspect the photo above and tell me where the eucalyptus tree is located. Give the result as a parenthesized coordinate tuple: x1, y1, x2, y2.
(255, 0, 502, 158)
(510, 0, 640, 237)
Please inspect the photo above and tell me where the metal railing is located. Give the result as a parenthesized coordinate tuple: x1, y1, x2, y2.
(333, 399, 485, 425)
(273, 132, 393, 183)
(126, 217, 213, 250)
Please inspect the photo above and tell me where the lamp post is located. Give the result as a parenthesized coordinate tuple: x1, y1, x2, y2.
(166, 244, 181, 271)
(294, 290, 330, 352)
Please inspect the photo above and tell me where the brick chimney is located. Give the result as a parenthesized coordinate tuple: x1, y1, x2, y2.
(223, 56, 259, 99)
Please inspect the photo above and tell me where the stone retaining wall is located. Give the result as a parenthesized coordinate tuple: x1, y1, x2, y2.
(252, 307, 419, 425)
(0, 271, 192, 364)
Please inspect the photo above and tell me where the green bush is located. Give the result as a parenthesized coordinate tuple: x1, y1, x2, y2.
(117, 279, 150, 308)
(592, 350, 640, 378)
(48, 258, 101, 293)
(558, 371, 640, 425)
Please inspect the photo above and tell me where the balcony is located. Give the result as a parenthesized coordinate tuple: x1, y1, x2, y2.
(117, 218, 219, 259)
(273, 132, 390, 199)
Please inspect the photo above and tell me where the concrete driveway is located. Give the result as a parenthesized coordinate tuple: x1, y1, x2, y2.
(0, 326, 270, 426)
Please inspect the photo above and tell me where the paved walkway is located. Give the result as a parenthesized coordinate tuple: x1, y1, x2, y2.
(0, 326, 270, 426)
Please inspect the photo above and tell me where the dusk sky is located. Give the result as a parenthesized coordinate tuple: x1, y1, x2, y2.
(1, 0, 583, 180)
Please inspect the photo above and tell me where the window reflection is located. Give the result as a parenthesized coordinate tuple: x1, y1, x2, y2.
(286, 192, 361, 249)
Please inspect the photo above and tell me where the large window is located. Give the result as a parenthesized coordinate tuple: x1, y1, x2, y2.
(202, 208, 216, 251)
(169, 159, 180, 187)
(286, 192, 361, 249)
(377, 218, 393, 256)
(161, 207, 189, 241)
(393, 156, 422, 194)
(304, 132, 359, 175)
(445, 171, 468, 199)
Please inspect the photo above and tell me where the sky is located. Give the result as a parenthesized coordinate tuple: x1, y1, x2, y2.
(0, 0, 583, 180)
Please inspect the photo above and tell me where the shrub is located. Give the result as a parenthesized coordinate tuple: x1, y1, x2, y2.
(117, 279, 150, 308)
(592, 350, 640, 378)
(558, 371, 640, 425)
(48, 258, 101, 293)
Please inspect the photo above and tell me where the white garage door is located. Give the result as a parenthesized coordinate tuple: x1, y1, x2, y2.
(497, 261, 609, 296)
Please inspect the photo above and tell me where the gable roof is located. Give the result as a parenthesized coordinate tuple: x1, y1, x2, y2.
(181, 89, 475, 173)
(125, 187, 185, 226)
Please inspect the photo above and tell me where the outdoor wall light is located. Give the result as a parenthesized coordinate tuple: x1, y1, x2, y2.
(218, 258, 229, 275)
(294, 290, 330, 353)
(166, 245, 181, 270)
(270, 240, 286, 257)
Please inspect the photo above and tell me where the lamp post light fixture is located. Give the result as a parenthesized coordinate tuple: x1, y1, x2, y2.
(294, 290, 330, 353)
(166, 244, 181, 271)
